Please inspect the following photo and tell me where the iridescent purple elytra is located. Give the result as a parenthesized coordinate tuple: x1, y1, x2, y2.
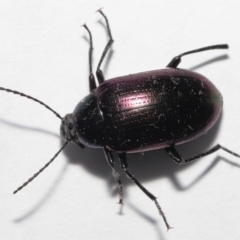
(68, 68, 222, 153)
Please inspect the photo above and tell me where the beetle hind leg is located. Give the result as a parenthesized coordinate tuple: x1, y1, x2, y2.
(96, 9, 114, 84)
(118, 153, 173, 230)
(165, 144, 240, 164)
(103, 148, 124, 204)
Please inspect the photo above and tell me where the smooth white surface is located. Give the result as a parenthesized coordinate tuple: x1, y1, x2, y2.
(0, 1, 240, 240)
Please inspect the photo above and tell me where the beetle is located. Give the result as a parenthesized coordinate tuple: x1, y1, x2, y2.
(0, 10, 239, 230)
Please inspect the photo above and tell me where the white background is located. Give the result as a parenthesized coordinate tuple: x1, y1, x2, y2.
(0, 1, 240, 240)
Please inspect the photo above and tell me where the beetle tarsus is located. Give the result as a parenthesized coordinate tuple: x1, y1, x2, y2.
(96, 7, 104, 13)
(154, 199, 173, 231)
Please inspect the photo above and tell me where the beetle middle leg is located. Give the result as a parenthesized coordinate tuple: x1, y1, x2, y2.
(165, 144, 240, 164)
(118, 153, 172, 230)
(103, 148, 123, 204)
(166, 44, 229, 68)
(96, 9, 114, 84)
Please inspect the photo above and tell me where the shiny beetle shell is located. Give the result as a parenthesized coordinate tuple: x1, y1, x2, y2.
(72, 68, 222, 153)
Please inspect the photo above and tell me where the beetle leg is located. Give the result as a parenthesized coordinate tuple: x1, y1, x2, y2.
(96, 9, 114, 84)
(118, 153, 172, 230)
(166, 44, 229, 68)
(103, 148, 124, 204)
(82, 24, 97, 92)
(164, 145, 184, 163)
(165, 144, 240, 164)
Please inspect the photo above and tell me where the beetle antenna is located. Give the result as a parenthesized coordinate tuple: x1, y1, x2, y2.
(0, 87, 63, 120)
(13, 141, 69, 194)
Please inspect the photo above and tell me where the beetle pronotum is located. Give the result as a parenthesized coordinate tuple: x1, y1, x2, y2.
(1, 10, 239, 230)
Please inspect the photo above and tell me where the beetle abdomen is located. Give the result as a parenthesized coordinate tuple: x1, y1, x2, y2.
(96, 68, 222, 153)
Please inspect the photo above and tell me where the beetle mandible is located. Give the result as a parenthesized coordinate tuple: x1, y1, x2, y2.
(0, 10, 238, 230)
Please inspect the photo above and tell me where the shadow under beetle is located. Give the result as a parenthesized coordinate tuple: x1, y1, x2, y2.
(1, 10, 239, 230)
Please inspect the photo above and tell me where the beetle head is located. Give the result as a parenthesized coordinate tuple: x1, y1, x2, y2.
(60, 114, 85, 148)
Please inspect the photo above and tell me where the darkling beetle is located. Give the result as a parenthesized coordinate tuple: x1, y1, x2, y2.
(0, 10, 239, 230)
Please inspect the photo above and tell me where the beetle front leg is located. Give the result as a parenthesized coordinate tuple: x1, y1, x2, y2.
(103, 148, 123, 204)
(96, 9, 114, 84)
(165, 144, 240, 163)
(118, 153, 172, 230)
(82, 24, 97, 92)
